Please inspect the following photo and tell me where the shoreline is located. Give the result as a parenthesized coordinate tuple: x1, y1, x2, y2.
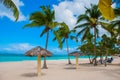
(0, 55, 90, 62)
(0, 58, 88, 63)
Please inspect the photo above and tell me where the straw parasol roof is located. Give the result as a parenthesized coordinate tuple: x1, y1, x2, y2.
(69, 51, 84, 69)
(69, 51, 83, 57)
(25, 46, 52, 57)
(25, 46, 52, 77)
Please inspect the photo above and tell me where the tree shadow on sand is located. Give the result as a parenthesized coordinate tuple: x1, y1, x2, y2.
(63, 63, 76, 70)
(21, 72, 45, 77)
(63, 63, 108, 71)
(64, 67, 76, 70)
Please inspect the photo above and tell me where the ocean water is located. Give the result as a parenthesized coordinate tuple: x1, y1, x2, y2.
(0, 54, 89, 62)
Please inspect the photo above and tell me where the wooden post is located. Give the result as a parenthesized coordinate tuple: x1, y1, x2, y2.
(37, 54, 41, 77)
(76, 56, 79, 69)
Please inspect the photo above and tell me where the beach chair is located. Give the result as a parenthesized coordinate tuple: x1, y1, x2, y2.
(107, 57, 113, 63)
(103, 57, 113, 64)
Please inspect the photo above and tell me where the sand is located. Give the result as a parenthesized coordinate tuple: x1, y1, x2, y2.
(0, 58, 120, 80)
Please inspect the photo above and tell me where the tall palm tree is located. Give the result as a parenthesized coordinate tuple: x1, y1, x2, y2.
(53, 22, 72, 64)
(74, 4, 103, 65)
(0, 0, 19, 21)
(24, 6, 58, 69)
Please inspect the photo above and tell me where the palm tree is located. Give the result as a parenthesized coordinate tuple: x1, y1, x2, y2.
(74, 4, 102, 65)
(0, 0, 19, 21)
(53, 22, 72, 64)
(101, 34, 117, 66)
(24, 5, 58, 69)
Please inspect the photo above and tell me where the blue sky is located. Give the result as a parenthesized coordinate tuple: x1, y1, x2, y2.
(0, 0, 119, 55)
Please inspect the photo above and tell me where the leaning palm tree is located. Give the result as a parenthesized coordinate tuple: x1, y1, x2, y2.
(0, 0, 19, 21)
(74, 4, 103, 65)
(24, 5, 58, 69)
(53, 22, 72, 64)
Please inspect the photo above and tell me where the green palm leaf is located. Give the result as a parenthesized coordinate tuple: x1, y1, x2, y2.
(0, 0, 19, 21)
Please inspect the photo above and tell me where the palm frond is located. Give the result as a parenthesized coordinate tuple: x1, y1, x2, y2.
(50, 22, 60, 29)
(52, 37, 56, 41)
(76, 27, 88, 37)
(23, 21, 43, 28)
(53, 31, 63, 49)
(30, 12, 45, 20)
(70, 36, 78, 42)
(1, 0, 19, 21)
(81, 28, 90, 41)
(77, 14, 89, 24)
(40, 5, 55, 22)
(75, 22, 90, 29)
(62, 38, 66, 44)
(99, 21, 111, 32)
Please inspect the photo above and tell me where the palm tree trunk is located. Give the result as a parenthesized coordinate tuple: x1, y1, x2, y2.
(37, 54, 41, 77)
(104, 48, 108, 67)
(76, 56, 79, 69)
(66, 39, 72, 64)
(88, 54, 92, 64)
(42, 31, 49, 69)
(93, 27, 97, 66)
(100, 55, 103, 64)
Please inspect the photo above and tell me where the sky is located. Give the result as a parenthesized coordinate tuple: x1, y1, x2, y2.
(0, 0, 119, 55)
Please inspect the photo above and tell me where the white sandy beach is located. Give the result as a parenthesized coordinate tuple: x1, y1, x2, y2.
(0, 58, 120, 80)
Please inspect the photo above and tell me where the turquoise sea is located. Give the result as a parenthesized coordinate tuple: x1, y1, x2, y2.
(0, 54, 89, 62)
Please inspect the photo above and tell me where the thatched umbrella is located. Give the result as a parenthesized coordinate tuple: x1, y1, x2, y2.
(25, 46, 52, 77)
(69, 51, 83, 69)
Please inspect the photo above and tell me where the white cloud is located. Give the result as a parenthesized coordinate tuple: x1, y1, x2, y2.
(112, 2, 116, 8)
(98, 26, 111, 37)
(53, 0, 99, 30)
(0, 0, 26, 21)
(0, 43, 35, 53)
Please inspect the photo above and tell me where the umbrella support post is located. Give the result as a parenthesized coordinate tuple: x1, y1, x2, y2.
(37, 55, 41, 77)
(76, 56, 79, 69)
